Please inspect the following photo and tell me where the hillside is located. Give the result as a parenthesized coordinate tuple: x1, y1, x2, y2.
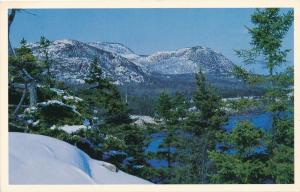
(9, 132, 152, 184)
(29, 39, 234, 84)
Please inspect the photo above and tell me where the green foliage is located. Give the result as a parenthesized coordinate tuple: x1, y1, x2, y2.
(9, 86, 29, 105)
(37, 103, 83, 127)
(8, 37, 155, 182)
(37, 86, 57, 102)
(155, 91, 173, 121)
(232, 65, 265, 85)
(186, 71, 227, 136)
(9, 38, 42, 82)
(85, 57, 110, 88)
(265, 144, 294, 183)
(8, 10, 294, 184)
(236, 8, 293, 75)
(214, 8, 294, 184)
(153, 91, 189, 183)
(209, 152, 267, 184)
(38, 36, 53, 86)
(209, 121, 268, 183)
(83, 58, 131, 125)
(225, 97, 263, 114)
(172, 70, 227, 184)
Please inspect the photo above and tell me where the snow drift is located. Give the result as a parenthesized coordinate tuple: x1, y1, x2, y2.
(9, 132, 151, 184)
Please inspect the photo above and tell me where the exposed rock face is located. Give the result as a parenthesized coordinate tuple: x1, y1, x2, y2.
(29, 39, 235, 85)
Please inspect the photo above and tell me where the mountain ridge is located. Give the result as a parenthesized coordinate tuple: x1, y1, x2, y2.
(28, 38, 235, 85)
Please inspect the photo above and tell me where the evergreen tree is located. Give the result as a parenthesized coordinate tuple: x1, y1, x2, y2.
(175, 70, 227, 183)
(9, 38, 42, 81)
(155, 92, 173, 122)
(38, 36, 53, 87)
(208, 121, 268, 183)
(9, 39, 41, 119)
(154, 91, 188, 183)
(154, 91, 174, 183)
(209, 8, 294, 183)
(82, 57, 142, 174)
(85, 57, 110, 89)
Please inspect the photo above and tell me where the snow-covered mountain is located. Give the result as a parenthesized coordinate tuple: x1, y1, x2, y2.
(131, 46, 234, 75)
(30, 39, 147, 85)
(88, 42, 136, 57)
(30, 39, 233, 84)
(29, 39, 235, 85)
(88, 41, 234, 75)
(9, 132, 152, 184)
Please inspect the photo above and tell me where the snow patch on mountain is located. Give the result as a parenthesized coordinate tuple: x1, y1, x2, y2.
(88, 42, 135, 55)
(29, 39, 146, 85)
(28, 39, 235, 84)
(130, 46, 234, 75)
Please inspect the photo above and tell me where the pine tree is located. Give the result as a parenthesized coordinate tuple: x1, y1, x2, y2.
(85, 57, 110, 89)
(84, 57, 130, 125)
(209, 8, 294, 184)
(209, 121, 268, 183)
(38, 36, 53, 87)
(154, 91, 174, 183)
(104, 85, 131, 125)
(175, 70, 227, 184)
(154, 91, 189, 183)
(9, 38, 42, 81)
(9, 39, 41, 118)
(82, 57, 138, 173)
(155, 92, 173, 122)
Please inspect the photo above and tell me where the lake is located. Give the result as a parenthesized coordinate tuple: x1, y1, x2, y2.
(146, 112, 273, 168)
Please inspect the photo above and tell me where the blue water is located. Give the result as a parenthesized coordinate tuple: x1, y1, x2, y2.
(223, 112, 272, 131)
(145, 132, 166, 153)
(146, 112, 273, 168)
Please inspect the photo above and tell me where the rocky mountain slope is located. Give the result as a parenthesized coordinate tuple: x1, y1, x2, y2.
(30, 39, 147, 85)
(29, 39, 235, 85)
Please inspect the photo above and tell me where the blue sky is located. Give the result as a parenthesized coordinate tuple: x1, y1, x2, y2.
(10, 8, 293, 73)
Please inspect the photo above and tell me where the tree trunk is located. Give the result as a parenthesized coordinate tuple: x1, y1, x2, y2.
(12, 82, 27, 116)
(8, 9, 16, 56)
(8, 9, 38, 113)
(28, 81, 37, 106)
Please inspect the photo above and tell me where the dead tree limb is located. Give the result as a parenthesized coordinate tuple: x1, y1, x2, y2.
(12, 82, 27, 116)
(8, 9, 37, 115)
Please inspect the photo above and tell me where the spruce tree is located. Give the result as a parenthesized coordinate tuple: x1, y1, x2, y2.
(154, 91, 174, 183)
(84, 57, 130, 125)
(209, 121, 268, 183)
(154, 91, 188, 183)
(38, 36, 53, 87)
(85, 57, 110, 89)
(174, 70, 227, 184)
(9, 39, 41, 118)
(9, 38, 42, 81)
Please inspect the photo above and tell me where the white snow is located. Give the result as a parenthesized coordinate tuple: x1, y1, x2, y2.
(63, 95, 83, 102)
(58, 124, 87, 134)
(9, 132, 152, 184)
(37, 100, 81, 116)
(130, 115, 157, 126)
(38, 99, 66, 106)
(50, 88, 65, 96)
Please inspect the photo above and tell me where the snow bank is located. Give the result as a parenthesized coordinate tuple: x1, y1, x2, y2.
(9, 132, 152, 184)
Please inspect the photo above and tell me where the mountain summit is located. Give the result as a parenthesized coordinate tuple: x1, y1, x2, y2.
(29, 39, 235, 85)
